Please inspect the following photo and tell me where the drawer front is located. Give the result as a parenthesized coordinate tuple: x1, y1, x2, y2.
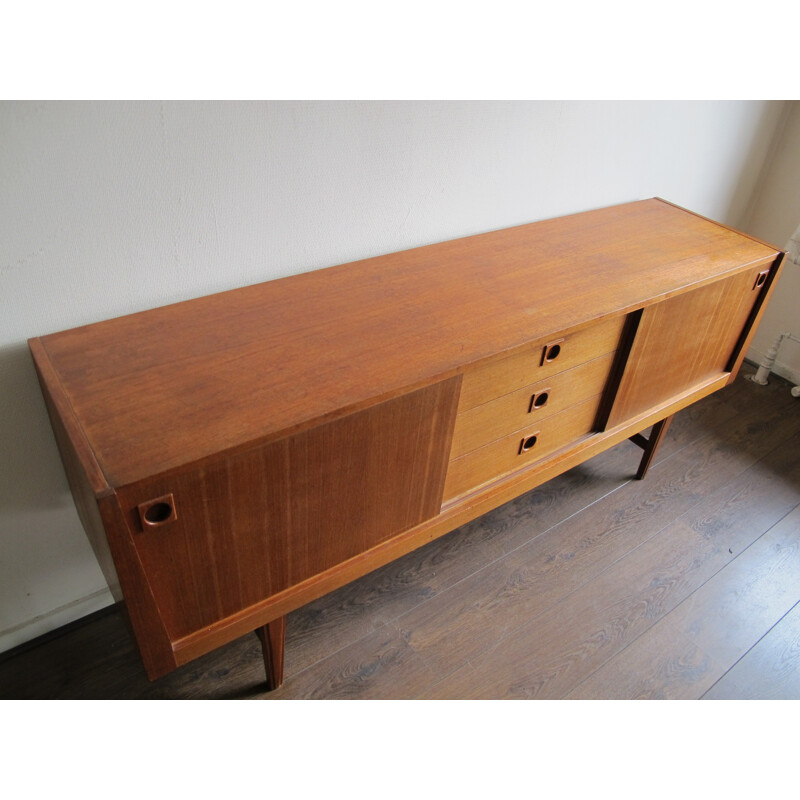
(458, 314, 625, 413)
(444, 394, 601, 502)
(450, 351, 616, 459)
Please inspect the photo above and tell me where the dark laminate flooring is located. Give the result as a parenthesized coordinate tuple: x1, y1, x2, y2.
(3, 367, 800, 700)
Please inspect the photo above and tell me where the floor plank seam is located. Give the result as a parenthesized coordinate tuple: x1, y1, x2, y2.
(664, 496, 800, 701)
(270, 471, 642, 694)
(693, 497, 800, 699)
(699, 597, 800, 700)
(7, 372, 800, 699)
(376, 480, 645, 679)
(670, 483, 800, 600)
(420, 433, 800, 699)
(404, 477, 636, 614)
(280, 618, 400, 691)
(391, 428, 734, 695)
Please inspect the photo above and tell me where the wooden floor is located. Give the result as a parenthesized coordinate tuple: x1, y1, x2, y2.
(3, 366, 800, 700)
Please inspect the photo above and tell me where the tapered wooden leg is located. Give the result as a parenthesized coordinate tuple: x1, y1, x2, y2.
(629, 415, 674, 480)
(255, 616, 286, 690)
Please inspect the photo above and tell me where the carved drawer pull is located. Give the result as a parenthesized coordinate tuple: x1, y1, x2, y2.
(519, 433, 539, 454)
(138, 494, 178, 529)
(528, 389, 551, 413)
(540, 338, 564, 366)
(753, 269, 769, 290)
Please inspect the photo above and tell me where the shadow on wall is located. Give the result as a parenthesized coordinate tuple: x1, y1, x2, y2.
(0, 340, 113, 651)
(0, 341, 74, 515)
(727, 103, 791, 234)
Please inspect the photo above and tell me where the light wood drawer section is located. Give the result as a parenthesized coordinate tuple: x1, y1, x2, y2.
(450, 351, 616, 459)
(444, 394, 602, 502)
(458, 314, 625, 413)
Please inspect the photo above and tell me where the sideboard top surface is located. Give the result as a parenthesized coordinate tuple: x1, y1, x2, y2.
(31, 198, 780, 488)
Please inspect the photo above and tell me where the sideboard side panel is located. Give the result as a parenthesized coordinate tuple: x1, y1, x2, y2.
(725, 253, 784, 380)
(29, 340, 121, 600)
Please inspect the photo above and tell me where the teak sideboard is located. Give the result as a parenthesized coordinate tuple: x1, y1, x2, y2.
(29, 199, 784, 689)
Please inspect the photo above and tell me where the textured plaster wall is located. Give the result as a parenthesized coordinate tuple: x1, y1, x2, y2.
(741, 101, 800, 385)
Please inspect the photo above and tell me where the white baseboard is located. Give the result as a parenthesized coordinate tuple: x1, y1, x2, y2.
(771, 361, 800, 386)
(745, 347, 800, 388)
(0, 588, 114, 655)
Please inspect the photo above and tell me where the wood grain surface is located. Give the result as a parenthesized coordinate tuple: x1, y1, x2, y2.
(5, 369, 798, 699)
(607, 265, 768, 426)
(444, 394, 602, 501)
(31, 199, 778, 487)
(456, 315, 624, 412)
(24, 198, 784, 687)
(450, 352, 617, 459)
(115, 378, 460, 643)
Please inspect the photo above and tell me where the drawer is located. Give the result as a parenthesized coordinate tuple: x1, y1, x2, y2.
(443, 394, 602, 502)
(458, 314, 625, 412)
(450, 351, 616, 459)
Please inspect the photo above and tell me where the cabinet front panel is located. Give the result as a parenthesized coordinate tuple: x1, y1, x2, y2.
(606, 266, 770, 428)
(444, 394, 601, 502)
(457, 315, 625, 413)
(450, 351, 616, 459)
(116, 378, 460, 639)
(29, 199, 784, 684)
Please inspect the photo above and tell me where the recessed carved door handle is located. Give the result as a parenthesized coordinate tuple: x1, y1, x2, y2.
(138, 494, 177, 529)
(529, 389, 550, 412)
(519, 433, 539, 454)
(540, 338, 564, 366)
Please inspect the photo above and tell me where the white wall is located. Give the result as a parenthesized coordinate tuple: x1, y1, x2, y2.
(0, 100, 787, 653)
(742, 102, 800, 385)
